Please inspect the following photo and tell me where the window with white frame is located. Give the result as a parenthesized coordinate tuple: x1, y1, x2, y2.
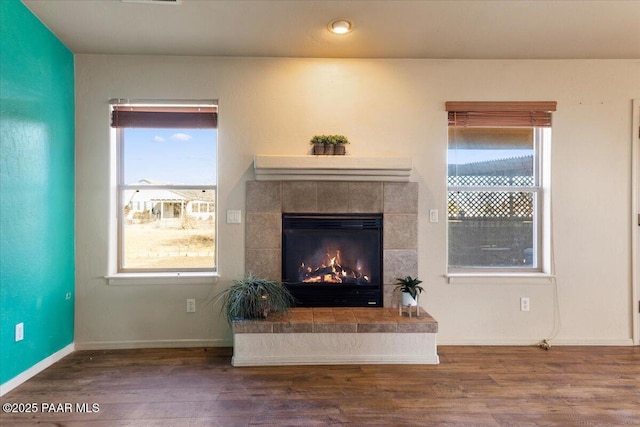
(110, 100, 218, 272)
(446, 102, 555, 273)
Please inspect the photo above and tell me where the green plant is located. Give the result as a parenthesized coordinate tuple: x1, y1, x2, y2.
(310, 135, 327, 145)
(394, 276, 424, 300)
(309, 134, 349, 145)
(215, 273, 294, 323)
(329, 134, 349, 145)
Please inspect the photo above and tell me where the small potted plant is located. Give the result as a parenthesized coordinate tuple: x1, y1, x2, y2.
(309, 134, 349, 155)
(330, 134, 349, 155)
(323, 135, 336, 155)
(394, 275, 424, 307)
(310, 135, 327, 155)
(215, 273, 294, 323)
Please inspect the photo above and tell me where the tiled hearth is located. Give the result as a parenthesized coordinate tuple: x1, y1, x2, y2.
(245, 180, 419, 308)
(233, 307, 438, 334)
(232, 308, 439, 366)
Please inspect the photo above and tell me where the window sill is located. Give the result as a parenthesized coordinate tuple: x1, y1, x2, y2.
(445, 273, 554, 285)
(106, 272, 219, 286)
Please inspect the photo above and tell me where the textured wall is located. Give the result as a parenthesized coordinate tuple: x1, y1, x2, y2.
(74, 54, 639, 347)
(0, 0, 75, 384)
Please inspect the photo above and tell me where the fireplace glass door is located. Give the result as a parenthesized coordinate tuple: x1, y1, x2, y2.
(282, 213, 383, 307)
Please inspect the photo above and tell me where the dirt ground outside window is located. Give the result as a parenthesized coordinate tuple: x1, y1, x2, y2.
(124, 220, 215, 269)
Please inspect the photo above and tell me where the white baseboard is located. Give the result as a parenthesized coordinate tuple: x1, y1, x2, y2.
(1, 343, 75, 397)
(437, 337, 635, 346)
(74, 338, 231, 350)
(547, 337, 635, 346)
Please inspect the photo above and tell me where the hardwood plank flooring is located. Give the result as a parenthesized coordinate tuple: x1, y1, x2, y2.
(1, 346, 639, 426)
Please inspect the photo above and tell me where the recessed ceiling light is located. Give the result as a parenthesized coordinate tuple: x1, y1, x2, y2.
(328, 19, 353, 35)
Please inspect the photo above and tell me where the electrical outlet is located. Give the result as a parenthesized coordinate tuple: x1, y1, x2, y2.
(15, 323, 24, 342)
(186, 299, 196, 313)
(520, 297, 530, 312)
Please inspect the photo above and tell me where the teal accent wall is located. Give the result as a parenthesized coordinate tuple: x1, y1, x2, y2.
(0, 0, 75, 385)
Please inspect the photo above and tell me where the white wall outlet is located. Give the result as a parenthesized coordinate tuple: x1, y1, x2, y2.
(186, 299, 196, 313)
(520, 297, 530, 312)
(226, 210, 242, 224)
(429, 209, 439, 223)
(15, 323, 24, 342)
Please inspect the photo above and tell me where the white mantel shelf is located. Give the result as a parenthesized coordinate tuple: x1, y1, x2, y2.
(254, 155, 413, 182)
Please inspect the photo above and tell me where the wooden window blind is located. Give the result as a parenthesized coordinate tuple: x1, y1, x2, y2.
(446, 101, 557, 127)
(111, 105, 218, 128)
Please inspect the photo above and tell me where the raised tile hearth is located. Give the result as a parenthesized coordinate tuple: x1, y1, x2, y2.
(232, 308, 439, 366)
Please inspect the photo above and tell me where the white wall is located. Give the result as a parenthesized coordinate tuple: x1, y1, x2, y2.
(75, 56, 640, 347)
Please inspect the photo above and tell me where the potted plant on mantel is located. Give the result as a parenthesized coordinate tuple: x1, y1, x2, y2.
(309, 134, 349, 155)
(215, 273, 294, 323)
(310, 135, 327, 155)
(330, 134, 349, 155)
(394, 275, 424, 308)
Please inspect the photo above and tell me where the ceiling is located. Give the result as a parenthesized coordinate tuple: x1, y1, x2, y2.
(22, 0, 640, 59)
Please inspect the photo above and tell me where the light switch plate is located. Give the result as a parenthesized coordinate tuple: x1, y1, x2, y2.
(429, 209, 439, 223)
(227, 210, 242, 224)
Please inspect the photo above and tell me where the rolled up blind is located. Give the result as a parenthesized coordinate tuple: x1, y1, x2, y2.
(446, 102, 556, 127)
(111, 104, 217, 128)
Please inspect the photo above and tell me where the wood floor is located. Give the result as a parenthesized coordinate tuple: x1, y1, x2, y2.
(1, 346, 639, 426)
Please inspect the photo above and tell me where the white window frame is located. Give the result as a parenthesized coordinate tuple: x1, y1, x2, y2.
(110, 100, 218, 276)
(447, 127, 551, 276)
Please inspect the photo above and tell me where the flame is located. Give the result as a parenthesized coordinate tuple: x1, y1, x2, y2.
(296, 248, 371, 284)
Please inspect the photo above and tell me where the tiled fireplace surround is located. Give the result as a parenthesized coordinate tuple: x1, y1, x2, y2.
(245, 180, 419, 307)
(237, 180, 439, 366)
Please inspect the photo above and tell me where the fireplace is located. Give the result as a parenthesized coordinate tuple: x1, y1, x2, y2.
(282, 213, 383, 307)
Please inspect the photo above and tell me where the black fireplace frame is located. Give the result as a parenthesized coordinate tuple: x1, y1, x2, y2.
(282, 213, 383, 307)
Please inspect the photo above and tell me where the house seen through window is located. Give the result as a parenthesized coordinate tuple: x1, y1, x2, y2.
(111, 101, 218, 272)
(446, 102, 555, 273)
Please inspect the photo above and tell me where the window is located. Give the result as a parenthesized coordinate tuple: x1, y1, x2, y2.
(110, 100, 218, 272)
(446, 102, 555, 273)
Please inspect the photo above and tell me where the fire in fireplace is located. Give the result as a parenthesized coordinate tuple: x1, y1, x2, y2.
(297, 249, 371, 284)
(282, 213, 383, 307)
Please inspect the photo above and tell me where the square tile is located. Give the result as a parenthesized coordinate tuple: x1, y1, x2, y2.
(316, 182, 350, 213)
(274, 322, 313, 333)
(383, 249, 418, 284)
(384, 214, 418, 249)
(314, 323, 357, 333)
(282, 182, 317, 212)
(246, 181, 282, 213)
(348, 182, 383, 213)
(357, 323, 397, 333)
(312, 308, 335, 323)
(384, 182, 418, 214)
(331, 308, 357, 323)
(287, 308, 314, 323)
(246, 213, 281, 249)
(353, 308, 395, 322)
(397, 322, 438, 333)
(232, 320, 273, 333)
(245, 249, 281, 280)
